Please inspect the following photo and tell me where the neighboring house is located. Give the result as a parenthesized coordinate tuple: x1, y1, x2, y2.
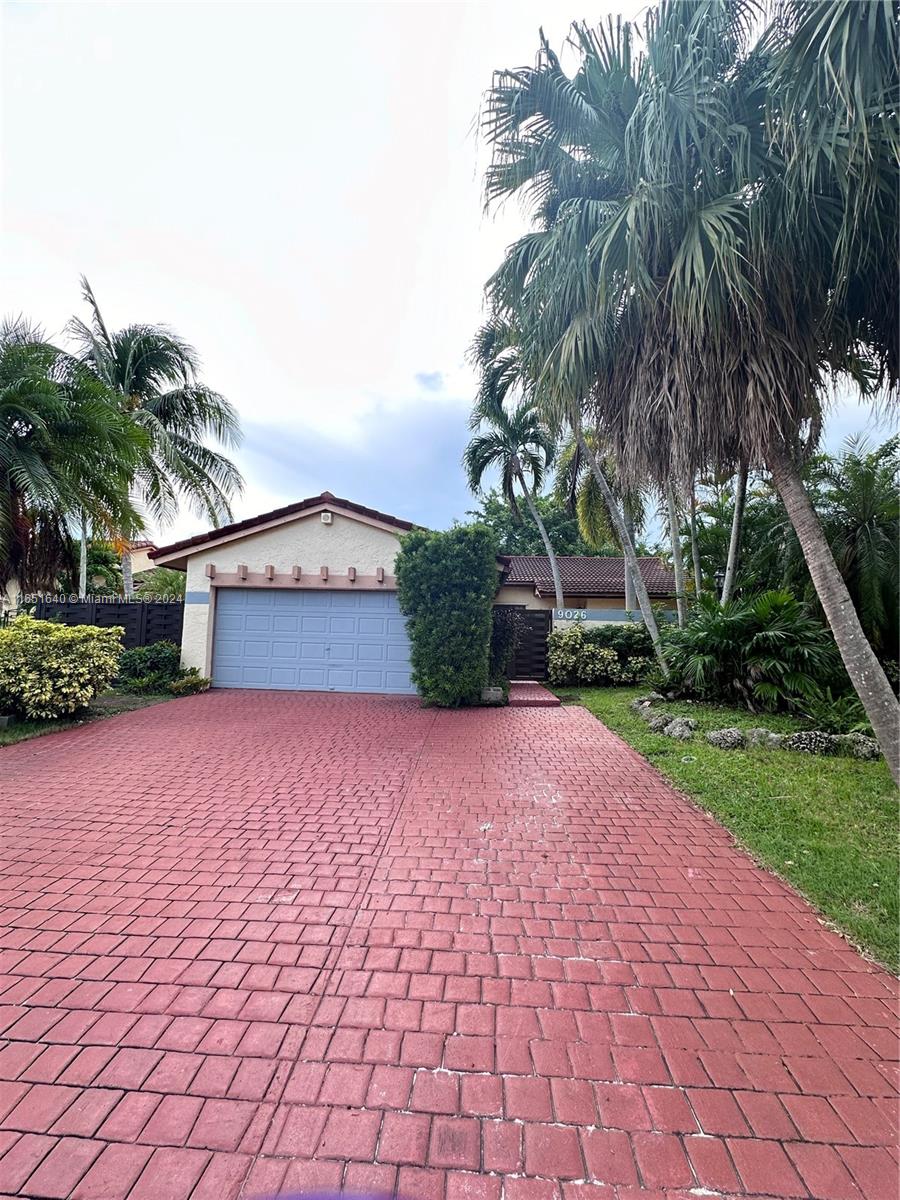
(151, 491, 677, 693)
(129, 540, 159, 576)
(497, 555, 676, 623)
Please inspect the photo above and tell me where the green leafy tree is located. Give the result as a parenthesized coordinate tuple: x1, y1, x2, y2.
(465, 488, 600, 555)
(68, 278, 243, 594)
(480, 2, 899, 778)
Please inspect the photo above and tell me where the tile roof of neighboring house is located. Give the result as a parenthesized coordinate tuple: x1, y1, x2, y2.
(150, 492, 416, 562)
(130, 540, 158, 550)
(500, 554, 676, 598)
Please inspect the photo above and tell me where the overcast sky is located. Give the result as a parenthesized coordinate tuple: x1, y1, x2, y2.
(2, 0, 893, 545)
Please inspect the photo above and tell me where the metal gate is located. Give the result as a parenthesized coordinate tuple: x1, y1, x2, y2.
(495, 605, 551, 680)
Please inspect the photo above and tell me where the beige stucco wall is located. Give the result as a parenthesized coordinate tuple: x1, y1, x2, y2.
(494, 584, 676, 628)
(179, 511, 404, 673)
(130, 547, 157, 575)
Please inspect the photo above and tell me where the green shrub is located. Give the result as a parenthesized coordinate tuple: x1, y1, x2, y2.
(118, 640, 182, 686)
(664, 591, 839, 709)
(0, 615, 122, 719)
(801, 689, 873, 735)
(548, 622, 653, 687)
(396, 526, 499, 706)
(169, 669, 211, 696)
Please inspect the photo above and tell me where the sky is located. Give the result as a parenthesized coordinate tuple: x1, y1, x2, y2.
(1, 0, 894, 546)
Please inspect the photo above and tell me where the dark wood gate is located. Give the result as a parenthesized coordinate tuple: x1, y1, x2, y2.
(33, 600, 184, 650)
(495, 605, 551, 680)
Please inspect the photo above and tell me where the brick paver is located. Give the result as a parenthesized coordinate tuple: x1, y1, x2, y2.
(0, 691, 896, 1198)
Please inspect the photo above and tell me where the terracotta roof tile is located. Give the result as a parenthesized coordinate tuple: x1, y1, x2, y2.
(501, 555, 675, 598)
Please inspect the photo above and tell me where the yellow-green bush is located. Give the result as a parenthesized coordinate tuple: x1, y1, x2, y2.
(548, 623, 652, 686)
(0, 616, 122, 719)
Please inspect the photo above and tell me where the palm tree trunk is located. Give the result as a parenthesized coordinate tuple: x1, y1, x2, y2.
(519, 477, 565, 609)
(121, 549, 134, 598)
(623, 499, 637, 612)
(767, 444, 899, 784)
(666, 483, 687, 627)
(721, 460, 748, 605)
(79, 515, 88, 598)
(576, 427, 669, 676)
(689, 483, 703, 597)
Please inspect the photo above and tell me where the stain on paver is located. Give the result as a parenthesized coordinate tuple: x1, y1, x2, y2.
(0, 691, 896, 1199)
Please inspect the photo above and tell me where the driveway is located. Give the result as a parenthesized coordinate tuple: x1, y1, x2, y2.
(0, 692, 895, 1200)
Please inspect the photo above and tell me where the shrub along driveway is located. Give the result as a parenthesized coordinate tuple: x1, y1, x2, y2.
(0, 692, 895, 1200)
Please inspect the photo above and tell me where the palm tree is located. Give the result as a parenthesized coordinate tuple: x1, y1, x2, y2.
(480, 3, 899, 778)
(68, 278, 243, 593)
(471, 316, 670, 670)
(720, 461, 749, 604)
(665, 484, 687, 627)
(0, 319, 144, 595)
(553, 428, 649, 615)
(464, 394, 564, 609)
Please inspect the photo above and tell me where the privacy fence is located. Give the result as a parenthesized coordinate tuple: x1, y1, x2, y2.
(32, 599, 184, 650)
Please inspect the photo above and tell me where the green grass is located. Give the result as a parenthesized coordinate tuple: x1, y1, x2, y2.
(556, 686, 899, 971)
(0, 692, 172, 747)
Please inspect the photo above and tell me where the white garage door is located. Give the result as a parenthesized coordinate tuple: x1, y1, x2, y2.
(211, 588, 415, 693)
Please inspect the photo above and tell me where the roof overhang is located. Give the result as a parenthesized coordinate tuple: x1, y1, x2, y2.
(151, 493, 416, 571)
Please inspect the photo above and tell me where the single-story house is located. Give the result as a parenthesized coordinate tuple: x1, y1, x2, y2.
(150, 491, 675, 692)
(497, 554, 677, 622)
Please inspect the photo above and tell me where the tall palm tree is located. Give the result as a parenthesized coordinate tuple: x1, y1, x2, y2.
(471, 316, 670, 669)
(553, 428, 649, 615)
(0, 319, 144, 595)
(68, 278, 243, 593)
(720, 461, 749, 604)
(480, 2, 899, 778)
(464, 395, 564, 609)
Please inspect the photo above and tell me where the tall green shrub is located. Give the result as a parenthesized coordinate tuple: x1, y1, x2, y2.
(395, 526, 499, 706)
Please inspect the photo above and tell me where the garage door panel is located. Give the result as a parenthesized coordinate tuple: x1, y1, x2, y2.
(212, 589, 415, 693)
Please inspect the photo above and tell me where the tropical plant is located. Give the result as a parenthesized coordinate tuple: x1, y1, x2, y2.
(68, 278, 243, 593)
(817, 436, 898, 660)
(395, 525, 499, 706)
(61, 540, 123, 596)
(134, 566, 186, 598)
(0, 319, 144, 595)
(479, 2, 899, 778)
(0, 614, 122, 718)
(464, 346, 564, 606)
(553, 429, 648, 612)
(664, 591, 840, 711)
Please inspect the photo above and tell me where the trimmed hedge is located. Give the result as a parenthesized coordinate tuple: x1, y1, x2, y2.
(548, 622, 653, 687)
(0, 615, 122, 719)
(395, 525, 499, 706)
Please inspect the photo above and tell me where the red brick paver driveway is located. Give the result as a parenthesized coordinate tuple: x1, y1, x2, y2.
(1, 693, 896, 1200)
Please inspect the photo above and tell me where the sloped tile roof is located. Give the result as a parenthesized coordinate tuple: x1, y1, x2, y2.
(501, 554, 675, 597)
(151, 492, 416, 561)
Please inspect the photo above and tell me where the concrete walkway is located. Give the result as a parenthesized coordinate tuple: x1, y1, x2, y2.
(0, 692, 895, 1199)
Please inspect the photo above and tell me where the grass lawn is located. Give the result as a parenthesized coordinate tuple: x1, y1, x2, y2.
(556, 685, 899, 971)
(0, 692, 172, 748)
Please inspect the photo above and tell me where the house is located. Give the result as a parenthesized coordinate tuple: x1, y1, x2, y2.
(497, 554, 676, 622)
(150, 491, 676, 692)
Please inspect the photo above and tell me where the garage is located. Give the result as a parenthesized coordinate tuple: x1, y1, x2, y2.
(211, 587, 415, 693)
